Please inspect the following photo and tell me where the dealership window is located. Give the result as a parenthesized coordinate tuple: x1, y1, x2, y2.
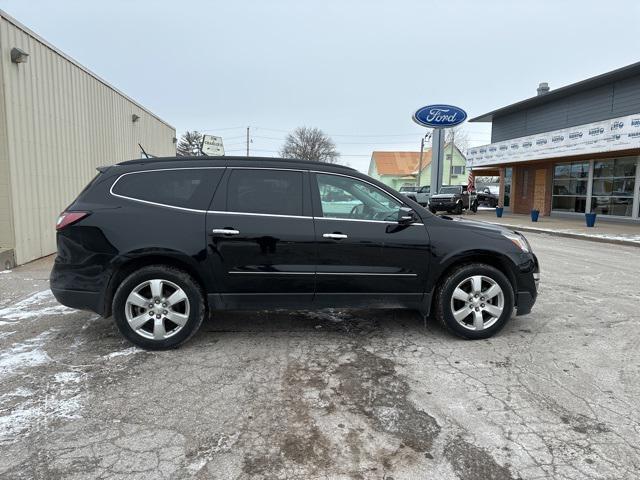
(552, 161, 588, 213)
(504, 168, 512, 208)
(590, 157, 636, 217)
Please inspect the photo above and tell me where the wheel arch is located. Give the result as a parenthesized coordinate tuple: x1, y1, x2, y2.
(429, 250, 518, 315)
(102, 252, 209, 317)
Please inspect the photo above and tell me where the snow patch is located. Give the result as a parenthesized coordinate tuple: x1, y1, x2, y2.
(0, 290, 75, 322)
(0, 270, 11, 274)
(103, 346, 143, 359)
(0, 332, 52, 378)
(0, 331, 16, 340)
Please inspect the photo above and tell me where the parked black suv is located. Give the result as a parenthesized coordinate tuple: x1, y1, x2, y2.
(429, 185, 479, 214)
(51, 157, 539, 349)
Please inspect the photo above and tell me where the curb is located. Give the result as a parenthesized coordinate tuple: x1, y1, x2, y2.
(483, 222, 640, 248)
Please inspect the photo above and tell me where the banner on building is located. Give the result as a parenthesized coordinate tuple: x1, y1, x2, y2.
(466, 112, 640, 167)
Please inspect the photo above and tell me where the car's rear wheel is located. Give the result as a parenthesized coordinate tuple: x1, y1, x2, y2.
(112, 266, 205, 350)
(435, 263, 514, 339)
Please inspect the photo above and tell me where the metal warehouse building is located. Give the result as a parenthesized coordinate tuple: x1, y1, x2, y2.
(0, 10, 176, 268)
(467, 62, 640, 222)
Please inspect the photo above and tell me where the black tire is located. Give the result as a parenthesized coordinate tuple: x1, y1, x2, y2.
(454, 202, 463, 215)
(429, 207, 437, 214)
(112, 265, 205, 350)
(470, 200, 478, 213)
(434, 263, 514, 340)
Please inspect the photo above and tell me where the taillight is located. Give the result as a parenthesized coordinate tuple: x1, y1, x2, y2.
(56, 211, 89, 230)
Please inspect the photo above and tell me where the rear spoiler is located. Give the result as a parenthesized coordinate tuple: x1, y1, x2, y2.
(96, 165, 112, 173)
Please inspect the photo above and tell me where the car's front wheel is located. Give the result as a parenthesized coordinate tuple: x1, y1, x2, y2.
(435, 263, 514, 339)
(112, 266, 205, 350)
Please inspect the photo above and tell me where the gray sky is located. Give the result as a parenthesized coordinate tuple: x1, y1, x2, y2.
(2, 0, 640, 171)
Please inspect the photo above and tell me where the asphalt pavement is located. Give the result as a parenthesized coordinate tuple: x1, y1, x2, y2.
(0, 233, 639, 479)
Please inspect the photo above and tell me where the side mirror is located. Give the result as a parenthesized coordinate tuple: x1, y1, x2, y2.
(398, 207, 416, 225)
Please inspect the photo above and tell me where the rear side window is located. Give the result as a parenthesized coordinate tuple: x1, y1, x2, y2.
(112, 168, 223, 210)
(227, 169, 303, 216)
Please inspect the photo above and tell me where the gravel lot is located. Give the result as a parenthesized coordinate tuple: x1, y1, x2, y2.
(0, 232, 639, 479)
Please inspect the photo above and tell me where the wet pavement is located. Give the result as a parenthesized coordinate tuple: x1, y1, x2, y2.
(0, 233, 639, 479)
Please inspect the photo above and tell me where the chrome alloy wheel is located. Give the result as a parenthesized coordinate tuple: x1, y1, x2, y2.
(124, 279, 190, 340)
(450, 275, 504, 331)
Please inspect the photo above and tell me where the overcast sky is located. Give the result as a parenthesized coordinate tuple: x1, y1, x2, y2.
(2, 0, 640, 171)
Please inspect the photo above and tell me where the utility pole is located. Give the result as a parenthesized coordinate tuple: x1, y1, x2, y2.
(246, 126, 250, 156)
(417, 137, 425, 187)
(416, 132, 432, 187)
(448, 129, 455, 184)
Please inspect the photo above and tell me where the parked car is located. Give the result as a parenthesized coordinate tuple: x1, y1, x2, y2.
(51, 157, 539, 349)
(429, 185, 479, 214)
(400, 185, 431, 206)
(476, 187, 499, 208)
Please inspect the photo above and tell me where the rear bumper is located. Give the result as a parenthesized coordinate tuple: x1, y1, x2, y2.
(51, 287, 104, 315)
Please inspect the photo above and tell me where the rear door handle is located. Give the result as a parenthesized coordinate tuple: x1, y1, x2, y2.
(323, 233, 348, 239)
(212, 228, 240, 235)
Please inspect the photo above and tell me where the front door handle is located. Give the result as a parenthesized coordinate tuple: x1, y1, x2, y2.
(212, 228, 240, 235)
(323, 233, 348, 239)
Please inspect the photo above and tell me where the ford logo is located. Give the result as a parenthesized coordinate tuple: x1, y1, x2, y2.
(413, 104, 467, 128)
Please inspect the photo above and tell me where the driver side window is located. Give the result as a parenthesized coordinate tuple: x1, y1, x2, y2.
(316, 173, 403, 221)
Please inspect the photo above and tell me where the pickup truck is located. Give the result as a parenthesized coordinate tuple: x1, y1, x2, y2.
(399, 185, 430, 206)
(428, 185, 478, 215)
(476, 187, 499, 208)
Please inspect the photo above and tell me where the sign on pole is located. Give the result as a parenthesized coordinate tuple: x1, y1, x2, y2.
(201, 135, 225, 156)
(412, 104, 467, 194)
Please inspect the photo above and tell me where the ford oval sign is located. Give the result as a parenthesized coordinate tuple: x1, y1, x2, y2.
(413, 104, 467, 128)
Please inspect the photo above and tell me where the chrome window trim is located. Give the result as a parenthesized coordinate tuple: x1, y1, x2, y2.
(208, 210, 312, 220)
(207, 210, 423, 225)
(315, 216, 424, 226)
(109, 167, 226, 213)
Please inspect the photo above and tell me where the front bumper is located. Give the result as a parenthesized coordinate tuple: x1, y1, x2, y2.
(430, 201, 458, 211)
(515, 253, 539, 316)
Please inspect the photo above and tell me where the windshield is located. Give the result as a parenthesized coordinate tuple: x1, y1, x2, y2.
(399, 186, 418, 192)
(439, 186, 462, 195)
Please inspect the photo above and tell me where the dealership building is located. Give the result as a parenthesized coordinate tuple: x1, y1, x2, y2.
(467, 62, 640, 222)
(0, 10, 176, 267)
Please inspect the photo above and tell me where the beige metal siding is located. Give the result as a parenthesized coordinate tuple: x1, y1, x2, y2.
(0, 32, 14, 251)
(0, 14, 176, 265)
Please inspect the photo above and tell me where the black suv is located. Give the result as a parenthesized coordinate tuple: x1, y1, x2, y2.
(51, 157, 539, 349)
(429, 185, 478, 214)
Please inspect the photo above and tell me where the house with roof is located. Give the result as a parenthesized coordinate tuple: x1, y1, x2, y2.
(368, 144, 468, 190)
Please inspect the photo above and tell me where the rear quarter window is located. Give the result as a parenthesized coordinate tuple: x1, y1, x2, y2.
(111, 168, 224, 210)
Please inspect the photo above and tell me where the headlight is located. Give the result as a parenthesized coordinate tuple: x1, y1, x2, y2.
(502, 232, 530, 252)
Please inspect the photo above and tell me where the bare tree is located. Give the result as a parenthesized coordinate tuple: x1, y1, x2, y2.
(280, 127, 339, 163)
(177, 131, 204, 157)
(445, 127, 470, 154)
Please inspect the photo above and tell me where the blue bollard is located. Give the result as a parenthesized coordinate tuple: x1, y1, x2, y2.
(495, 207, 504, 218)
(585, 212, 597, 227)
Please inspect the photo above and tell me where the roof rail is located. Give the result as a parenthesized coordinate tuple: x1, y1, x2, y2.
(116, 155, 357, 171)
